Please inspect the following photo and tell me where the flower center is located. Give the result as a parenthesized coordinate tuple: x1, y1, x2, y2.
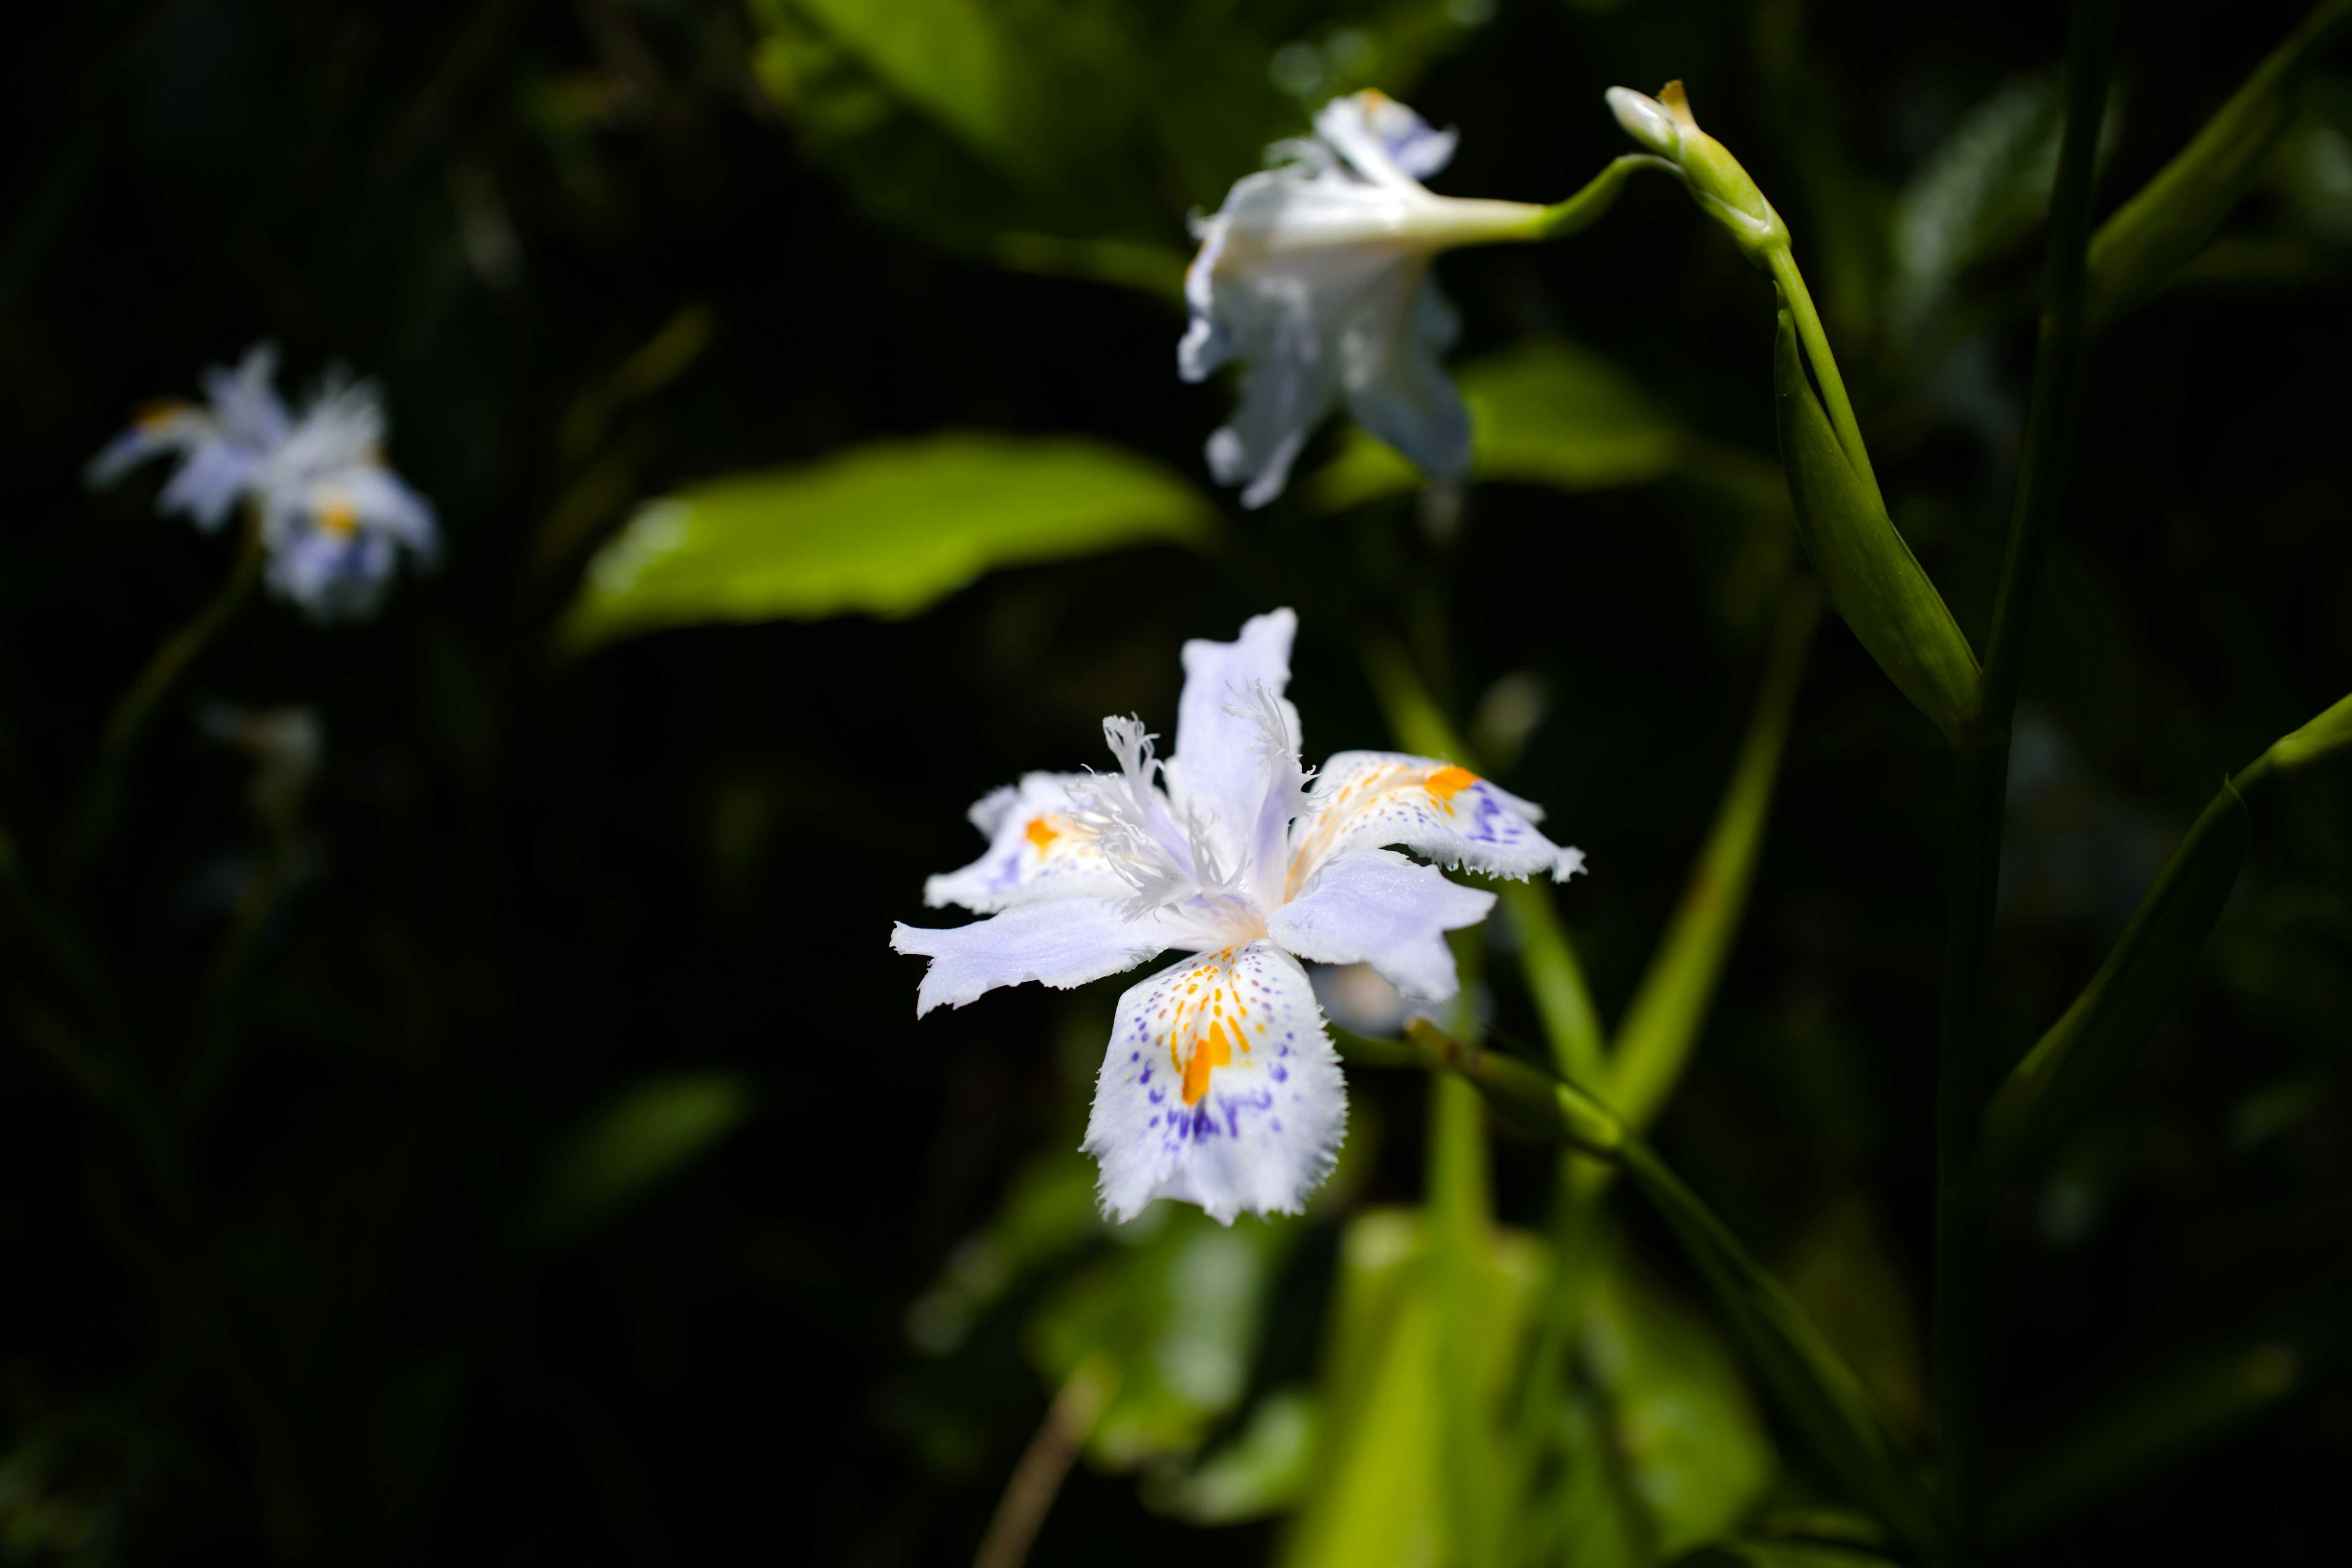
(317, 498, 359, 538)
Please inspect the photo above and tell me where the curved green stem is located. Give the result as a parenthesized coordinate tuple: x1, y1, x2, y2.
(1530, 154, 1678, 239)
(77, 506, 265, 865)
(1765, 246, 1883, 512)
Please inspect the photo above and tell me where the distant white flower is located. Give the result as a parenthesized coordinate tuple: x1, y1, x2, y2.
(90, 344, 437, 622)
(1180, 91, 1545, 508)
(894, 609, 1584, 1224)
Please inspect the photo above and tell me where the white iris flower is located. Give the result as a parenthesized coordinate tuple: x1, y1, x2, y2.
(89, 344, 438, 622)
(1180, 91, 1547, 509)
(893, 609, 1585, 1224)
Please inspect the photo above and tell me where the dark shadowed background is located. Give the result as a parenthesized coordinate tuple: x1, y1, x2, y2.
(3, 0, 2350, 1563)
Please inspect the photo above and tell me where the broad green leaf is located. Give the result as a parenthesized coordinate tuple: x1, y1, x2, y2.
(1778, 1195, 1925, 1439)
(1987, 1337, 2307, 1545)
(903, 1148, 1105, 1356)
(530, 1072, 753, 1244)
(1141, 1385, 1319, 1525)
(1026, 1207, 1292, 1469)
(1887, 77, 2065, 342)
(1302, 338, 1689, 513)
(1583, 1248, 1778, 1559)
(1276, 1208, 1547, 1568)
(562, 433, 1216, 648)
(2089, 0, 2352, 328)
(1773, 309, 1979, 745)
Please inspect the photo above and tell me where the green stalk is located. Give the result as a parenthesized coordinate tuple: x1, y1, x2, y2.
(1765, 249, 1884, 512)
(1530, 154, 1678, 240)
(1932, 6, 2116, 1562)
(77, 503, 265, 865)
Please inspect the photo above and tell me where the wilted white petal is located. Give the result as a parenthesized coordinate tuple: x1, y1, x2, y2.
(1083, 941, 1344, 1223)
(1289, 751, 1584, 888)
(1180, 91, 1539, 508)
(924, 772, 1131, 913)
(1267, 847, 1493, 1002)
(891, 897, 1174, 1017)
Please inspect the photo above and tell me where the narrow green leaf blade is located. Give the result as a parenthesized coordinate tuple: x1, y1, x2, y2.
(561, 433, 1215, 648)
(1619, 1140, 1932, 1551)
(530, 1072, 755, 1245)
(1608, 587, 1815, 1132)
(1773, 311, 1980, 744)
(2087, 0, 2352, 328)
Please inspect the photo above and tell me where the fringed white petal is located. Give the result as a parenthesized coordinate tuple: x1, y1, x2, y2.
(1166, 609, 1301, 880)
(1082, 941, 1345, 1224)
(1267, 848, 1493, 1002)
(1289, 751, 1581, 888)
(923, 772, 1132, 913)
(891, 897, 1174, 1017)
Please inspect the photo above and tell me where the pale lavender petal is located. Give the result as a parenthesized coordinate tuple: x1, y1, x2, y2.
(1267, 847, 1493, 1002)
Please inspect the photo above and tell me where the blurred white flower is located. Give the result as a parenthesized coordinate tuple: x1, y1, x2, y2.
(1180, 91, 1545, 508)
(90, 344, 438, 622)
(894, 609, 1583, 1224)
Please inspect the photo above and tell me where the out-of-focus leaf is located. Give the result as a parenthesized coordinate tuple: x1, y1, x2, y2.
(1779, 1194, 1925, 1438)
(1887, 77, 2068, 344)
(903, 1148, 1105, 1355)
(749, 0, 1491, 284)
(562, 433, 1216, 649)
(1607, 587, 1815, 1136)
(1277, 1208, 1547, 1568)
(1142, 1385, 1319, 1524)
(1026, 1207, 1293, 1470)
(530, 1072, 753, 1245)
(1583, 1246, 1778, 1559)
(1672, 1542, 1899, 1567)
(1302, 338, 1689, 513)
(2088, 0, 2352, 328)
(1616, 1140, 1932, 1553)
(1986, 1337, 2309, 1545)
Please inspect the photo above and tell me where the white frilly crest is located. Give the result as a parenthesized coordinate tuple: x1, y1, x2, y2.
(89, 345, 438, 623)
(893, 608, 1586, 1224)
(1178, 91, 1543, 509)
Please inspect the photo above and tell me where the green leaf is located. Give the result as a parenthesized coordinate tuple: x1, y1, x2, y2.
(1026, 1206, 1292, 1470)
(2088, 0, 2352, 328)
(1987, 1337, 2307, 1545)
(1887, 77, 2068, 342)
(1671, 1542, 1899, 1568)
(1607, 587, 1815, 1134)
(1772, 310, 1979, 745)
(1276, 1208, 1548, 1568)
(530, 1072, 753, 1245)
(1582, 1247, 1778, 1559)
(1779, 1194, 1926, 1439)
(1616, 1140, 1932, 1553)
(561, 433, 1216, 648)
(1302, 338, 1690, 513)
(1141, 1385, 1320, 1525)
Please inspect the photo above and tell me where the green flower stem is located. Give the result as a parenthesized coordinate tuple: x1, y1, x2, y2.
(1529, 154, 1678, 240)
(1934, 6, 2117, 1564)
(1429, 933, 1499, 1568)
(77, 503, 266, 865)
(1336, 1020, 1931, 1550)
(1765, 247, 1884, 513)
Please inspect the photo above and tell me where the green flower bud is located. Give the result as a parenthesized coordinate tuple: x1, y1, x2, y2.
(1773, 311, 1981, 743)
(1606, 81, 1788, 268)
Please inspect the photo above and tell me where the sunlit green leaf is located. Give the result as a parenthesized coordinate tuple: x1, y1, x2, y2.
(562, 433, 1216, 648)
(1142, 1385, 1320, 1524)
(1027, 1207, 1293, 1469)
(1277, 1208, 1548, 1568)
(1302, 338, 1689, 513)
(531, 1072, 754, 1244)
